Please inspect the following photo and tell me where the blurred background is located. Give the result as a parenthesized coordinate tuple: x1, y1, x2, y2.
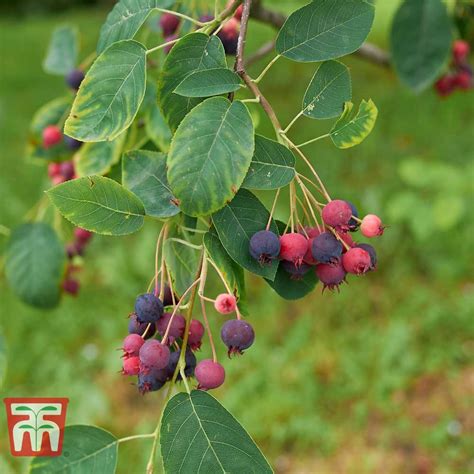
(0, 1, 473, 473)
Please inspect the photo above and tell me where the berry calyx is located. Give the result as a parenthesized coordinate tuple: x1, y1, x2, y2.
(452, 40, 470, 64)
(214, 294, 237, 314)
(249, 230, 280, 265)
(139, 339, 170, 371)
(281, 260, 312, 280)
(160, 12, 180, 36)
(356, 243, 377, 270)
(315, 261, 347, 292)
(221, 319, 255, 356)
(134, 293, 164, 324)
(322, 200, 353, 232)
(156, 312, 186, 344)
(188, 319, 205, 351)
(128, 313, 156, 339)
(360, 214, 384, 237)
(279, 233, 308, 266)
(195, 359, 225, 390)
(122, 333, 145, 358)
(311, 232, 343, 265)
(66, 69, 85, 91)
(42, 125, 62, 148)
(122, 356, 140, 376)
(342, 247, 371, 275)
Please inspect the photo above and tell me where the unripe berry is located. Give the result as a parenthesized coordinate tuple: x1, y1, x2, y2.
(435, 75, 456, 97)
(221, 319, 255, 356)
(356, 243, 377, 270)
(160, 12, 180, 36)
(48, 162, 61, 179)
(156, 312, 186, 344)
(188, 319, 205, 351)
(454, 70, 472, 90)
(62, 278, 79, 295)
(234, 5, 243, 21)
(43, 125, 62, 148)
(122, 333, 144, 358)
(322, 200, 353, 232)
(138, 368, 167, 393)
(300, 227, 322, 265)
(135, 293, 164, 324)
(360, 214, 384, 237)
(66, 69, 85, 91)
(249, 230, 280, 265)
(279, 233, 308, 266)
(217, 18, 239, 55)
(128, 313, 156, 339)
(452, 40, 470, 64)
(52, 175, 66, 185)
(315, 261, 346, 292)
(74, 227, 93, 244)
(64, 135, 83, 150)
(195, 359, 225, 390)
(122, 356, 140, 376)
(281, 260, 312, 280)
(139, 339, 170, 371)
(214, 294, 237, 314)
(342, 247, 371, 275)
(311, 232, 343, 265)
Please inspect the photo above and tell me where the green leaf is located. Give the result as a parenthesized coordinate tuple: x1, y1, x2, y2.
(276, 0, 375, 62)
(47, 176, 145, 235)
(212, 189, 279, 280)
(266, 264, 318, 300)
(43, 25, 78, 75)
(0, 329, 7, 389)
(330, 99, 378, 149)
(164, 226, 200, 297)
(242, 135, 295, 190)
(390, 0, 452, 92)
(30, 425, 118, 474)
(174, 68, 241, 97)
(97, 0, 175, 54)
(168, 97, 254, 217)
(5, 223, 65, 309)
(160, 390, 273, 474)
(122, 150, 180, 218)
(65, 40, 147, 142)
(302, 60, 352, 119)
(75, 132, 126, 177)
(158, 33, 227, 131)
(146, 102, 172, 152)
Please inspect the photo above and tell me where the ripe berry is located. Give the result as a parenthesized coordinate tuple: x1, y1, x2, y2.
(122, 356, 140, 376)
(59, 161, 75, 181)
(315, 261, 346, 292)
(122, 333, 144, 358)
(48, 162, 61, 179)
(454, 70, 472, 90)
(249, 230, 280, 265)
(167, 348, 197, 380)
(217, 18, 239, 55)
(214, 294, 237, 314)
(156, 312, 186, 344)
(62, 278, 79, 295)
(195, 359, 225, 390)
(188, 319, 205, 351)
(66, 69, 85, 91)
(66, 242, 82, 259)
(234, 4, 243, 21)
(279, 233, 308, 266)
(281, 260, 312, 280)
(138, 368, 167, 393)
(452, 40, 470, 64)
(74, 227, 93, 244)
(435, 75, 456, 97)
(360, 214, 384, 238)
(135, 293, 164, 324)
(43, 125, 62, 148)
(356, 243, 377, 270)
(221, 319, 255, 356)
(322, 200, 353, 232)
(64, 135, 83, 150)
(139, 339, 170, 371)
(345, 201, 359, 231)
(342, 247, 371, 275)
(160, 12, 180, 36)
(311, 232, 343, 265)
(128, 313, 156, 339)
(156, 281, 176, 306)
(337, 231, 356, 252)
(300, 227, 322, 265)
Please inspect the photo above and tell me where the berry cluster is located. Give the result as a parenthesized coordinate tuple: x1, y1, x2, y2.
(121, 282, 255, 393)
(250, 200, 384, 291)
(435, 40, 472, 97)
(47, 160, 76, 185)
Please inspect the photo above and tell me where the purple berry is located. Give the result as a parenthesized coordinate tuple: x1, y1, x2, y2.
(135, 293, 164, 324)
(156, 312, 186, 344)
(64, 135, 83, 150)
(221, 319, 255, 356)
(249, 230, 280, 265)
(217, 18, 239, 55)
(59, 161, 75, 181)
(188, 319, 205, 351)
(311, 232, 343, 265)
(345, 201, 359, 231)
(315, 261, 346, 292)
(128, 313, 156, 339)
(138, 367, 168, 393)
(139, 339, 170, 371)
(167, 348, 196, 380)
(66, 69, 85, 91)
(356, 243, 377, 270)
(156, 281, 177, 306)
(195, 359, 225, 390)
(281, 260, 312, 280)
(160, 12, 180, 36)
(62, 278, 79, 295)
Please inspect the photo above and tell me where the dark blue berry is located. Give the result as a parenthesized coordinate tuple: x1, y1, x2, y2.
(345, 201, 359, 231)
(281, 260, 312, 280)
(311, 232, 343, 265)
(138, 368, 167, 394)
(128, 313, 156, 339)
(249, 230, 280, 265)
(356, 243, 377, 270)
(221, 319, 255, 356)
(135, 293, 164, 324)
(66, 69, 85, 91)
(167, 348, 197, 381)
(64, 135, 83, 150)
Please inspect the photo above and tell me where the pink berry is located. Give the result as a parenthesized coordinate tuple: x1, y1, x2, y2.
(322, 200, 353, 232)
(337, 231, 356, 252)
(342, 247, 371, 275)
(214, 294, 237, 314)
(122, 356, 140, 376)
(52, 175, 66, 185)
(188, 319, 205, 351)
(42, 125, 62, 148)
(74, 227, 93, 244)
(48, 162, 61, 178)
(360, 214, 384, 238)
(163, 34, 178, 54)
(452, 40, 470, 64)
(122, 334, 144, 358)
(234, 4, 243, 21)
(139, 339, 170, 371)
(156, 312, 186, 344)
(279, 233, 308, 266)
(160, 12, 180, 36)
(315, 261, 346, 292)
(195, 359, 225, 390)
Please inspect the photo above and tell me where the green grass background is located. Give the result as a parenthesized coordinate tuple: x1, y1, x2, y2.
(0, 1, 473, 473)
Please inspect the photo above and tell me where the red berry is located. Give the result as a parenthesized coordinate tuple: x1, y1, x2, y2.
(122, 356, 140, 376)
(217, 18, 240, 55)
(454, 71, 472, 90)
(434, 75, 456, 97)
(301, 227, 322, 265)
(139, 339, 170, 371)
(279, 233, 308, 266)
(214, 294, 237, 314)
(62, 278, 80, 295)
(122, 333, 144, 358)
(322, 200, 353, 232)
(342, 247, 371, 275)
(48, 162, 61, 178)
(234, 4, 243, 20)
(156, 312, 186, 344)
(188, 319, 205, 351)
(74, 227, 93, 244)
(360, 214, 384, 238)
(315, 262, 346, 292)
(160, 12, 180, 36)
(43, 125, 62, 148)
(337, 231, 356, 252)
(452, 40, 470, 64)
(195, 359, 225, 390)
